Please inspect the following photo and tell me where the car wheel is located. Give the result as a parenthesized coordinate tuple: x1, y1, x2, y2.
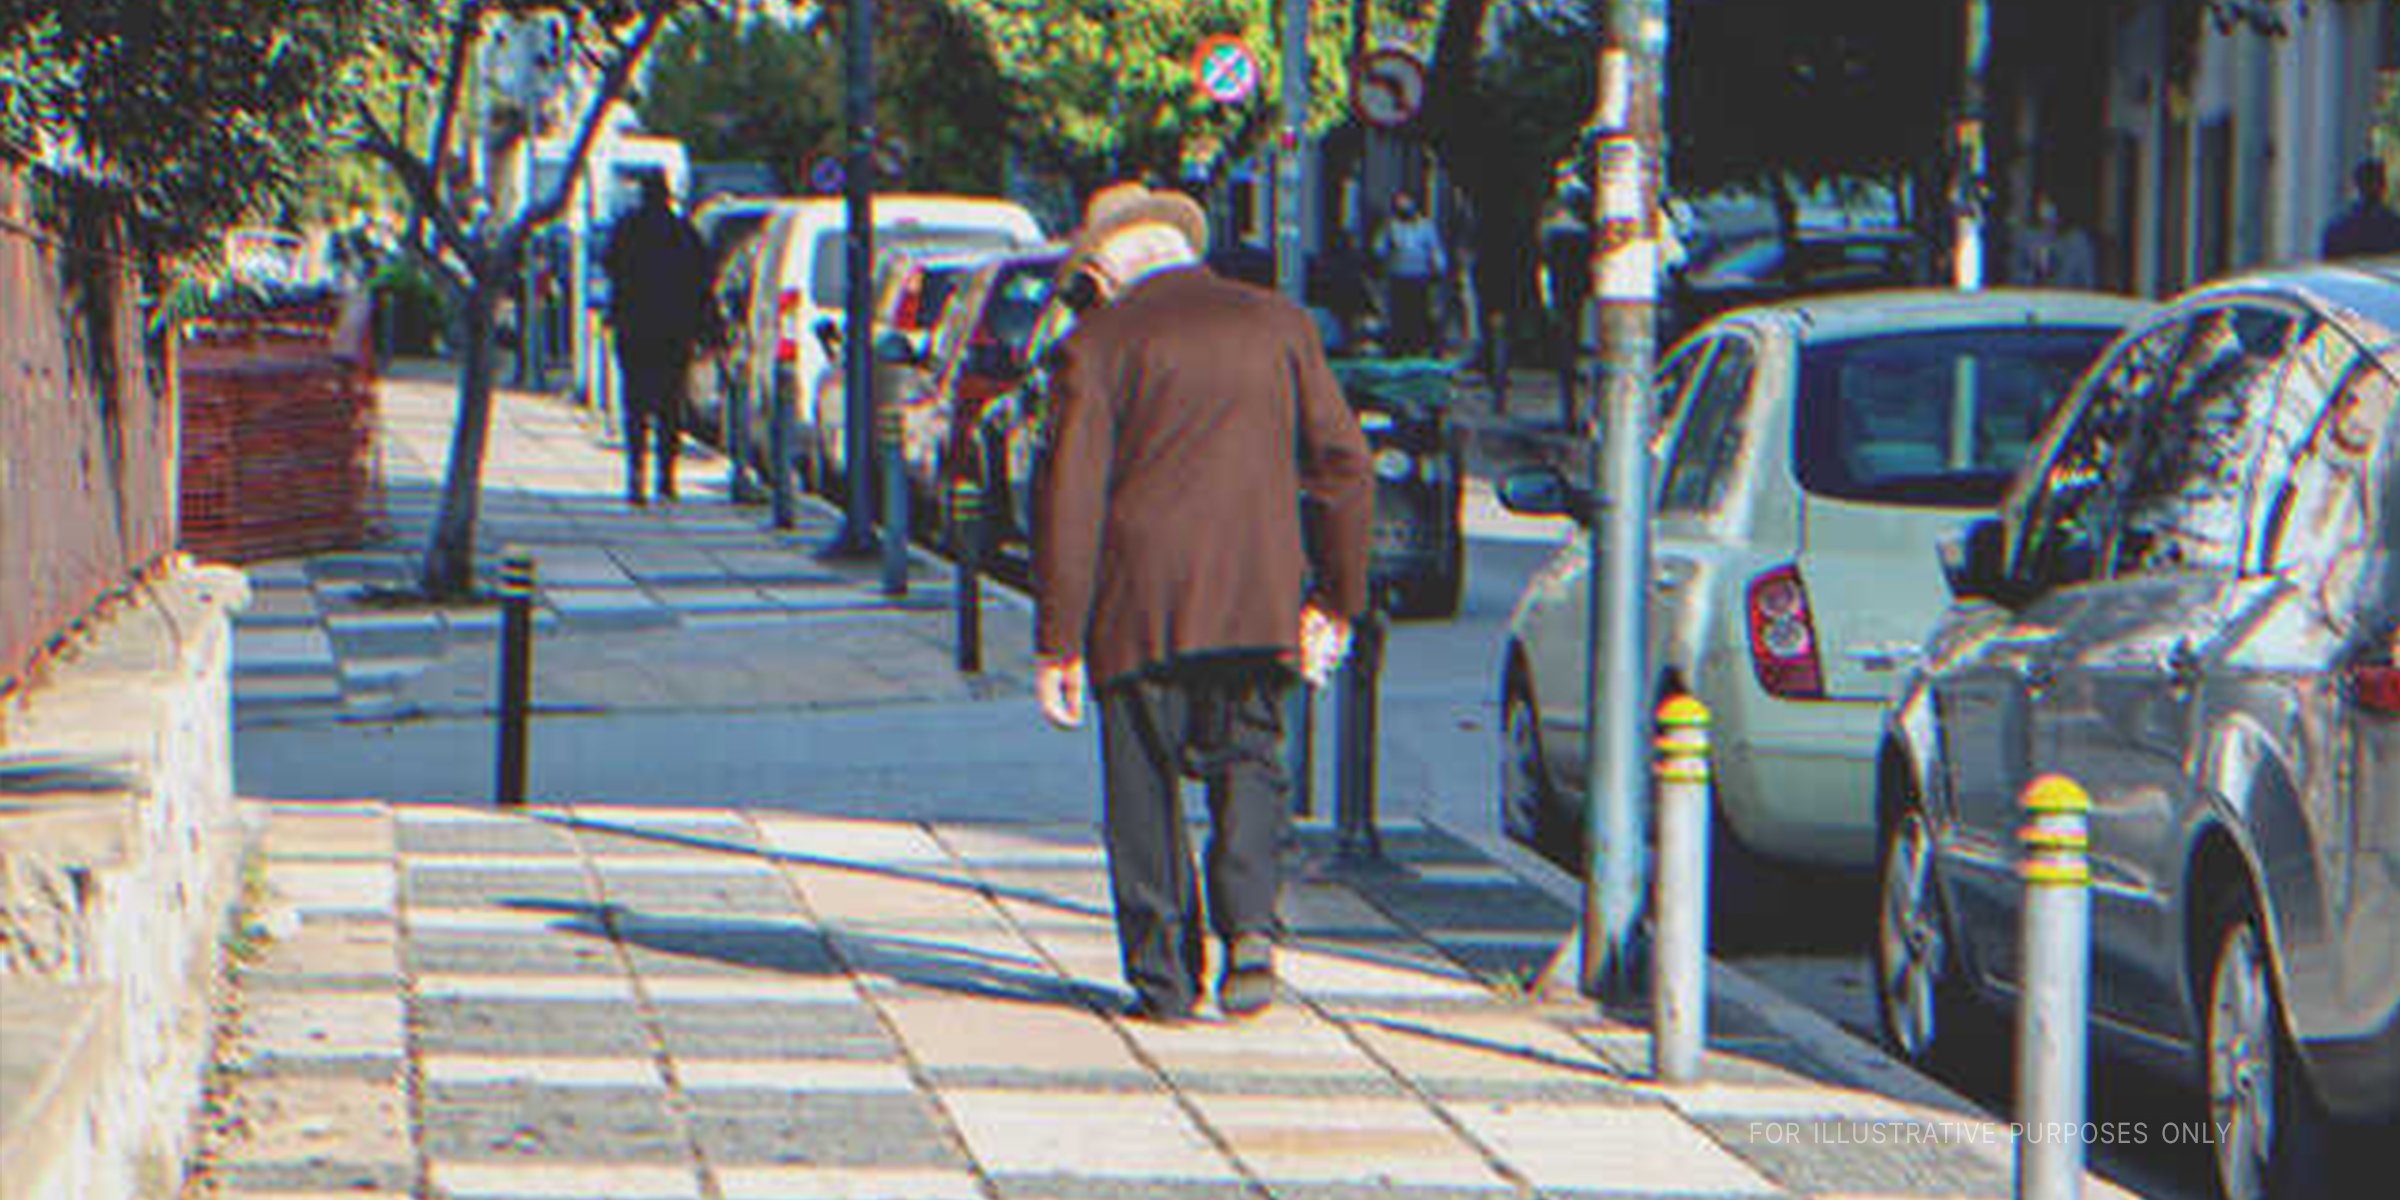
(2205, 899, 2333, 1200)
(1500, 677, 1576, 870)
(1875, 804, 1971, 1068)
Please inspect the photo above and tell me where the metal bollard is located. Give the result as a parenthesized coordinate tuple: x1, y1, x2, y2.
(1333, 610, 1386, 861)
(1287, 686, 1315, 818)
(2015, 773, 2092, 1200)
(1651, 695, 1712, 1083)
(495, 549, 536, 808)
(880, 404, 909, 597)
(952, 478, 984, 674)
(769, 376, 797, 530)
(726, 367, 752, 504)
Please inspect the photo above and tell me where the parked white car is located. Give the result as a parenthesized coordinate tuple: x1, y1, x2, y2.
(737, 196, 1044, 494)
(1495, 289, 2145, 930)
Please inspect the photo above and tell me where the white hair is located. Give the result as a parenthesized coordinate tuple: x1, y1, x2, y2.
(1090, 221, 1200, 291)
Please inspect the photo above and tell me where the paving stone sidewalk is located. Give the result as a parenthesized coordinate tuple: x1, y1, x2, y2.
(231, 366, 1029, 726)
(186, 801, 2139, 1200)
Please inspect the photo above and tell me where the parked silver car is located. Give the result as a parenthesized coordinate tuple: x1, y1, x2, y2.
(1876, 260, 2400, 1199)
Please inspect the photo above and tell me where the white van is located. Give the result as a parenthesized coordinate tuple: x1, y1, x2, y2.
(740, 196, 1044, 490)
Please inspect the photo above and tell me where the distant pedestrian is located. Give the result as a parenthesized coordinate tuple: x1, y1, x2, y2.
(1035, 182, 1374, 1024)
(603, 173, 710, 506)
(2321, 158, 2400, 260)
(1374, 191, 1448, 357)
(1539, 189, 1594, 431)
(2010, 193, 2098, 289)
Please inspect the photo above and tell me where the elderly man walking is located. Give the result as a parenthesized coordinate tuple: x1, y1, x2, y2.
(1034, 183, 1374, 1023)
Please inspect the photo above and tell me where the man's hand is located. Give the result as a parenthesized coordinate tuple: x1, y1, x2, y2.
(1299, 605, 1353, 688)
(1037, 656, 1089, 729)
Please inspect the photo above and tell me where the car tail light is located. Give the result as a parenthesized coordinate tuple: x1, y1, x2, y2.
(894, 274, 924, 330)
(2352, 663, 2400, 715)
(1747, 564, 1824, 699)
(773, 289, 801, 364)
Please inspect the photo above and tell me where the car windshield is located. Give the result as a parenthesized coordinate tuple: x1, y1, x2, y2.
(1793, 325, 2120, 508)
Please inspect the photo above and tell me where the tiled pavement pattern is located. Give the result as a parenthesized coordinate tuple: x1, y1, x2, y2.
(189, 802, 2142, 1200)
(231, 367, 1029, 725)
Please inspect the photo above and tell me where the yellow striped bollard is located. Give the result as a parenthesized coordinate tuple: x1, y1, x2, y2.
(2016, 773, 2092, 1200)
(1651, 694, 1712, 1083)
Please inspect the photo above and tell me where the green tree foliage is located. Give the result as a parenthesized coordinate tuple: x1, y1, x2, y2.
(951, 0, 1355, 191)
(639, 2, 1013, 196)
(639, 13, 838, 193)
(0, 0, 393, 254)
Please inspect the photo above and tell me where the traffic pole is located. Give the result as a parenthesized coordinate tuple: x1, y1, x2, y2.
(769, 359, 797, 528)
(495, 548, 536, 808)
(1650, 695, 1711, 1083)
(2014, 773, 2092, 1200)
(952, 478, 983, 674)
(1579, 0, 1668, 1001)
(1275, 0, 1308, 307)
(880, 402, 909, 597)
(826, 0, 879, 557)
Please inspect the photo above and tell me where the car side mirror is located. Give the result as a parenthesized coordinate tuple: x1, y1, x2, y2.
(1940, 518, 2010, 604)
(874, 329, 925, 366)
(1497, 466, 1591, 524)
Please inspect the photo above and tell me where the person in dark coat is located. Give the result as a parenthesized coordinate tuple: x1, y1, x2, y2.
(1034, 182, 1374, 1023)
(2322, 159, 2400, 261)
(603, 173, 710, 505)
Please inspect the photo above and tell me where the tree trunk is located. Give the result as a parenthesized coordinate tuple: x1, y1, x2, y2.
(422, 277, 500, 599)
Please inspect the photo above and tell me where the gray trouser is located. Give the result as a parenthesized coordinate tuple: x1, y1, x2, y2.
(1097, 656, 1292, 1010)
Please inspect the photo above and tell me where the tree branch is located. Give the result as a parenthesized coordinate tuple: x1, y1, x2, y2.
(427, 0, 489, 219)
(356, 101, 478, 290)
(510, 7, 674, 242)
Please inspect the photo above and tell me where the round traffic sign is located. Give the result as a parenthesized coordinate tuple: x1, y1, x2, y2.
(1194, 35, 1261, 106)
(807, 152, 845, 194)
(1354, 47, 1427, 130)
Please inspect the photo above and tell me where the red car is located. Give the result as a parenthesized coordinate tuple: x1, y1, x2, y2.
(890, 245, 1065, 529)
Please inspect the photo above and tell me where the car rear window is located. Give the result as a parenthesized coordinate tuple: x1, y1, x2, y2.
(811, 227, 1020, 307)
(1794, 326, 2119, 508)
(984, 262, 1060, 351)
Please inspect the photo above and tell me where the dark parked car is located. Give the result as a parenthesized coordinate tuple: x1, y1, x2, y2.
(1876, 259, 2400, 1200)
(1667, 229, 1931, 343)
(1333, 358, 1464, 619)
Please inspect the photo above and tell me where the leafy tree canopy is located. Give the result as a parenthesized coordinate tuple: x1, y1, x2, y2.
(639, 2, 1013, 197)
(950, 0, 1357, 189)
(0, 0, 397, 254)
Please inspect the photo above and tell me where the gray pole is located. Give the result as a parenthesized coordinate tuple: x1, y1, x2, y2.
(2015, 774, 2092, 1200)
(1279, 0, 1314, 816)
(1579, 0, 1667, 1001)
(827, 0, 878, 556)
(1275, 0, 1309, 303)
(1955, 0, 1990, 290)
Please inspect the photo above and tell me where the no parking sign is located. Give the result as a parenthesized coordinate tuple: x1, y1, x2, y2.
(1193, 35, 1261, 106)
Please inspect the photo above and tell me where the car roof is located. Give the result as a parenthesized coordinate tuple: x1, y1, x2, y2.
(2170, 258, 2400, 353)
(1711, 287, 2154, 344)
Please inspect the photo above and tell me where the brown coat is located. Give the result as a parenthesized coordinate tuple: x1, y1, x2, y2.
(1034, 266, 1373, 685)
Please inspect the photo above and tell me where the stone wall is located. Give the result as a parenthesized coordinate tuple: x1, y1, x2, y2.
(0, 560, 251, 1200)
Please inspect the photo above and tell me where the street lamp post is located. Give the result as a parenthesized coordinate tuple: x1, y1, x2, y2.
(827, 0, 879, 558)
(1578, 0, 1669, 1001)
